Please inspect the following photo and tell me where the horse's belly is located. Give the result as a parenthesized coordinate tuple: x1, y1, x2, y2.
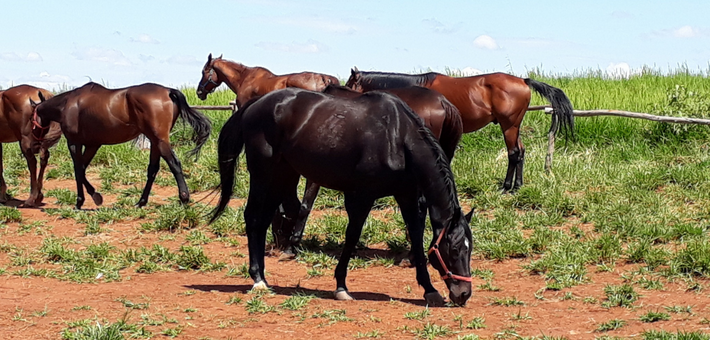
(0, 119, 18, 143)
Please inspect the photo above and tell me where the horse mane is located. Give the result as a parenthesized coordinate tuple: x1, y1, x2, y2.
(360, 71, 438, 88)
(377, 92, 461, 213)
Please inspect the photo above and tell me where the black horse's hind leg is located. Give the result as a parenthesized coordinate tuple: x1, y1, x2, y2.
(514, 140, 525, 190)
(272, 179, 321, 255)
(290, 180, 321, 252)
(395, 192, 445, 306)
(68, 143, 88, 209)
(334, 193, 375, 301)
(137, 144, 161, 207)
(0, 144, 8, 203)
(501, 125, 523, 193)
(156, 140, 190, 205)
(79, 145, 103, 206)
(270, 184, 302, 252)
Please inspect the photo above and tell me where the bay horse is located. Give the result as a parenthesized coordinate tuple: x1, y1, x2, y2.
(210, 88, 473, 306)
(271, 84, 464, 255)
(31, 82, 212, 209)
(345, 68, 575, 191)
(195, 54, 340, 107)
(0, 85, 62, 207)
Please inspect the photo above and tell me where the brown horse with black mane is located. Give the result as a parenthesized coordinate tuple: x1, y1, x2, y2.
(31, 82, 212, 209)
(272, 84, 464, 253)
(1, 85, 62, 207)
(196, 54, 340, 107)
(346, 68, 575, 192)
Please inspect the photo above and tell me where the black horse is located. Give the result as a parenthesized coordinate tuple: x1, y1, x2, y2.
(211, 88, 473, 306)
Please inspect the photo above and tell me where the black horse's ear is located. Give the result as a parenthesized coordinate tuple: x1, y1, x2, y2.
(29, 98, 37, 108)
(351, 66, 359, 74)
(207, 53, 213, 63)
(464, 209, 474, 223)
(38, 91, 46, 102)
(217, 54, 223, 59)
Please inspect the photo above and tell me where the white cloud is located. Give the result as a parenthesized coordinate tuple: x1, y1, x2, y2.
(164, 55, 202, 65)
(606, 62, 641, 79)
(0, 52, 43, 62)
(461, 67, 483, 76)
(139, 54, 155, 63)
(72, 47, 132, 66)
(130, 34, 160, 44)
(673, 25, 701, 38)
(275, 18, 357, 34)
(255, 40, 328, 54)
(422, 18, 461, 34)
(3, 72, 74, 91)
(473, 35, 500, 50)
(651, 25, 707, 38)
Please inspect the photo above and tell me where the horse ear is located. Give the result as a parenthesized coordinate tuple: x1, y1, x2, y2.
(351, 66, 359, 74)
(29, 98, 37, 108)
(38, 91, 46, 102)
(464, 209, 474, 223)
(217, 54, 223, 59)
(207, 53, 213, 63)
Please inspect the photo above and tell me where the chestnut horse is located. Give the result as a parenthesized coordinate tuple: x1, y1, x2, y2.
(196, 54, 340, 107)
(211, 88, 473, 306)
(346, 68, 575, 191)
(0, 85, 62, 207)
(31, 82, 212, 209)
(271, 84, 464, 254)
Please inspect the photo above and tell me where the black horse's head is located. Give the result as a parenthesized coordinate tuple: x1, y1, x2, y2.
(196, 53, 223, 100)
(428, 209, 474, 306)
(344, 66, 364, 92)
(28, 91, 52, 143)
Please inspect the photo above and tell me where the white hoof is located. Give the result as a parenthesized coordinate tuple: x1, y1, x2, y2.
(252, 281, 269, 290)
(334, 290, 354, 301)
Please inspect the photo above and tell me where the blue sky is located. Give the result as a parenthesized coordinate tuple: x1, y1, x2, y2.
(2, 0, 709, 90)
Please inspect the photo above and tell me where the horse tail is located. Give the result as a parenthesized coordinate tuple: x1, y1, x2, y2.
(438, 98, 463, 163)
(209, 97, 263, 223)
(169, 89, 213, 159)
(524, 78, 575, 140)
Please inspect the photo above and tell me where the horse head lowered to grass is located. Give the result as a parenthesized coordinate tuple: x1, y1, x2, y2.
(211, 87, 473, 306)
(31, 82, 212, 209)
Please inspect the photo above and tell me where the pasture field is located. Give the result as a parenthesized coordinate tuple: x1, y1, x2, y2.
(2, 69, 710, 339)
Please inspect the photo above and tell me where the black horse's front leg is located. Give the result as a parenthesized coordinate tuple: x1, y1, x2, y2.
(333, 194, 375, 301)
(68, 143, 86, 209)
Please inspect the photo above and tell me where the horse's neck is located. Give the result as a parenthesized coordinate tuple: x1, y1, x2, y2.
(215, 60, 253, 92)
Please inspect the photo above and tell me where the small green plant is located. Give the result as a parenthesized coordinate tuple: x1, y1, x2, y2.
(602, 284, 638, 308)
(225, 295, 243, 305)
(225, 263, 250, 278)
(404, 308, 431, 320)
(639, 311, 670, 323)
(280, 292, 315, 311)
(115, 297, 149, 310)
(664, 305, 693, 314)
(465, 316, 486, 330)
(312, 309, 353, 324)
(245, 296, 275, 314)
(411, 322, 452, 339)
(596, 319, 626, 332)
(176, 245, 211, 270)
(162, 326, 183, 338)
(489, 296, 524, 307)
(355, 330, 384, 338)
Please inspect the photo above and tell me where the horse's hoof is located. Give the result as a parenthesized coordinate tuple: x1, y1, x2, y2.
(136, 199, 147, 208)
(424, 292, 446, 307)
(278, 251, 296, 262)
(92, 192, 103, 206)
(334, 289, 354, 301)
(252, 281, 269, 291)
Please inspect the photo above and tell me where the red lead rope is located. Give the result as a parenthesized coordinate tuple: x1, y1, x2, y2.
(427, 226, 472, 282)
(31, 107, 49, 141)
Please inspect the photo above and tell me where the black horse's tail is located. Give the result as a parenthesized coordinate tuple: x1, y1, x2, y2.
(169, 89, 213, 158)
(209, 101, 251, 224)
(524, 79, 575, 140)
(438, 98, 463, 163)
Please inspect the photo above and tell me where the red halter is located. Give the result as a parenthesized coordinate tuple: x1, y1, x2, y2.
(31, 107, 49, 141)
(427, 225, 472, 282)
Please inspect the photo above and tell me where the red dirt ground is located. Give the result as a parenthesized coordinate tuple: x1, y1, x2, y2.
(1, 178, 709, 340)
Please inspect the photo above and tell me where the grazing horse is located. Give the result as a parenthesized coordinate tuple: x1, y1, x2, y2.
(0, 85, 62, 207)
(195, 53, 340, 107)
(271, 84, 464, 255)
(31, 82, 212, 209)
(211, 88, 473, 306)
(345, 68, 575, 191)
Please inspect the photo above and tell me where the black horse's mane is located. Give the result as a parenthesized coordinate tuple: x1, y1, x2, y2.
(359, 71, 438, 89)
(373, 92, 461, 214)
